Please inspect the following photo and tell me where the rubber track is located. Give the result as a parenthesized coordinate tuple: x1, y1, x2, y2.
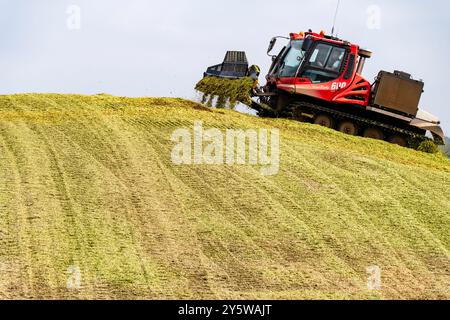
(288, 101, 428, 140)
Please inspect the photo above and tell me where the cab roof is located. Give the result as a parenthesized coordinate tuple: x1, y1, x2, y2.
(290, 30, 351, 46)
(289, 30, 372, 58)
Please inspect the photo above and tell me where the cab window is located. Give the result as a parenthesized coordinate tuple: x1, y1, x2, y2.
(301, 43, 347, 83)
(278, 40, 306, 77)
(308, 44, 332, 69)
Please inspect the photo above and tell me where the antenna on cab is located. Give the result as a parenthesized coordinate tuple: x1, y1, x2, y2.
(331, 0, 341, 37)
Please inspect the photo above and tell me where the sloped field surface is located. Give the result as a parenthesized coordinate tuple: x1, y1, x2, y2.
(0, 94, 448, 299)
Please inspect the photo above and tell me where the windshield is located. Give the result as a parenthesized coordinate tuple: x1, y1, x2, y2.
(278, 40, 305, 77)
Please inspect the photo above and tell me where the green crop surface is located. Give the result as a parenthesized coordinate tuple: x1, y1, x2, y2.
(0, 93, 449, 299)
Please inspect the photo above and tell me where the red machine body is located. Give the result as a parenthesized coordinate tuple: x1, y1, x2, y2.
(202, 30, 444, 146)
(267, 31, 371, 108)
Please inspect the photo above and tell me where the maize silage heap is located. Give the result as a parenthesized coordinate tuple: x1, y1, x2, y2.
(195, 76, 254, 109)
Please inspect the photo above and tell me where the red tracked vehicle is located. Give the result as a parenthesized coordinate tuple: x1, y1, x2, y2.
(204, 30, 445, 146)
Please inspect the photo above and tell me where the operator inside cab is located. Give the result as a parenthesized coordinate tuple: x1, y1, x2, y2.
(327, 49, 345, 71)
(313, 46, 344, 71)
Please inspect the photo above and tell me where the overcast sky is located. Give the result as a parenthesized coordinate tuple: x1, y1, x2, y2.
(1, 0, 449, 132)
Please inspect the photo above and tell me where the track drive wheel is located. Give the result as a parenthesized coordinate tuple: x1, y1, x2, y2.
(388, 135, 408, 147)
(363, 128, 384, 140)
(338, 121, 358, 136)
(314, 114, 334, 129)
(292, 109, 310, 123)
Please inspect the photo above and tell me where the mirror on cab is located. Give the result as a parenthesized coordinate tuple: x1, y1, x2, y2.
(267, 38, 277, 55)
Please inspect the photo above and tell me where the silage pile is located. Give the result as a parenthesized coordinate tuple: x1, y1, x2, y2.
(195, 76, 254, 109)
(0, 94, 449, 300)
